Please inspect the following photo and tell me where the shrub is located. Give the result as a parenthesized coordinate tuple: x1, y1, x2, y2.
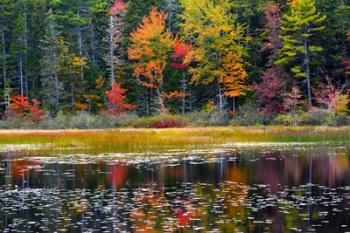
(299, 109, 328, 126)
(132, 114, 188, 128)
(184, 111, 210, 126)
(231, 102, 264, 126)
(208, 110, 230, 126)
(275, 113, 300, 126)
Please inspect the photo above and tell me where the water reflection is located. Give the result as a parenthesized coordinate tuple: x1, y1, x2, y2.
(1, 147, 350, 232)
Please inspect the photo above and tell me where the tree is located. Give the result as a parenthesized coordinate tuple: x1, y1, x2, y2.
(170, 39, 192, 113)
(9, 95, 46, 122)
(107, 0, 128, 85)
(282, 86, 303, 126)
(313, 76, 349, 123)
(253, 3, 287, 116)
(276, 0, 326, 107)
(179, 0, 248, 111)
(105, 82, 135, 116)
(252, 68, 286, 116)
(128, 8, 175, 113)
(39, 9, 63, 113)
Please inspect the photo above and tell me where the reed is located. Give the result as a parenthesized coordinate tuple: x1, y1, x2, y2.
(1, 126, 350, 155)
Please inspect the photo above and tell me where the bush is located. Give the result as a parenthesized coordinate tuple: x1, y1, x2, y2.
(208, 110, 230, 126)
(184, 111, 210, 126)
(299, 109, 328, 126)
(326, 113, 350, 126)
(274, 113, 300, 126)
(231, 102, 264, 126)
(132, 114, 188, 128)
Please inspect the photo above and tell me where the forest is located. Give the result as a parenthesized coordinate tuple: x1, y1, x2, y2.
(0, 0, 349, 128)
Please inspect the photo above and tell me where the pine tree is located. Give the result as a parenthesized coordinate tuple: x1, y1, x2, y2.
(39, 9, 63, 113)
(277, 0, 326, 106)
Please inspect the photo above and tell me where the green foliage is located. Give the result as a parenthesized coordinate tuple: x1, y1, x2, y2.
(0, 0, 349, 124)
(276, 0, 326, 78)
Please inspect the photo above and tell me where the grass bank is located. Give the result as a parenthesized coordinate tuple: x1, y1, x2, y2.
(1, 126, 350, 155)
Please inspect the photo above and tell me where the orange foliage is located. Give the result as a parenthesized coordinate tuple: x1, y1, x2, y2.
(219, 52, 248, 97)
(133, 60, 166, 88)
(162, 91, 189, 100)
(10, 95, 46, 122)
(290, 0, 298, 6)
(128, 8, 174, 89)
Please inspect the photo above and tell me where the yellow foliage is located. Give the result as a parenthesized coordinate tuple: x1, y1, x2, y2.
(180, 0, 248, 98)
(205, 100, 216, 113)
(219, 52, 248, 97)
(333, 94, 350, 114)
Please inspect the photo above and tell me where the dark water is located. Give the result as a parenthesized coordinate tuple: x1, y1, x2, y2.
(1, 147, 350, 232)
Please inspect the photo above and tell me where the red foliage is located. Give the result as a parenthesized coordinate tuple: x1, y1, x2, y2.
(105, 82, 135, 116)
(261, 3, 282, 62)
(10, 95, 46, 122)
(109, 0, 127, 15)
(251, 68, 286, 116)
(151, 116, 188, 128)
(171, 40, 191, 69)
(176, 210, 191, 226)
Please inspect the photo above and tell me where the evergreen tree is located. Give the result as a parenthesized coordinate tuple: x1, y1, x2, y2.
(277, 0, 326, 106)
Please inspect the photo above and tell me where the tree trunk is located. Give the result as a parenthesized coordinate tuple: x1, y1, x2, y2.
(232, 97, 236, 113)
(1, 31, 6, 93)
(156, 88, 166, 113)
(24, 8, 28, 97)
(181, 72, 186, 114)
(304, 37, 312, 107)
(109, 15, 115, 85)
(19, 57, 24, 97)
(217, 80, 224, 110)
(77, 11, 84, 82)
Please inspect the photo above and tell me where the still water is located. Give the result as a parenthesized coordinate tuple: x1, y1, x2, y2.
(1, 147, 350, 232)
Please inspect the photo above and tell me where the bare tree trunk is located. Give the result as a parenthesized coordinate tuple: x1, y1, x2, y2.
(304, 37, 312, 107)
(77, 11, 84, 82)
(19, 57, 24, 97)
(23, 8, 28, 97)
(1, 31, 9, 110)
(181, 72, 186, 114)
(109, 15, 115, 85)
(217, 80, 224, 111)
(156, 88, 166, 113)
(1, 31, 6, 91)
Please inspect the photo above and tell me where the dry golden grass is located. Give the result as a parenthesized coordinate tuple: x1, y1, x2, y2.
(0, 126, 350, 155)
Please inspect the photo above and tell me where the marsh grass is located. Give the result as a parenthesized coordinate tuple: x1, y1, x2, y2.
(1, 126, 350, 155)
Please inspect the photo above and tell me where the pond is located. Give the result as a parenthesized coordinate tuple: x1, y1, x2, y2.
(1, 146, 350, 232)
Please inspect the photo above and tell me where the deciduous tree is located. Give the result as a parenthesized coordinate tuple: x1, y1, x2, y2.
(128, 8, 175, 113)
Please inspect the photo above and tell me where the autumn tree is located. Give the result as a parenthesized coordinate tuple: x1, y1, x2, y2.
(282, 86, 303, 126)
(171, 39, 193, 113)
(179, 0, 248, 111)
(313, 76, 349, 125)
(128, 8, 175, 113)
(105, 82, 135, 116)
(277, 0, 326, 107)
(9, 95, 46, 122)
(252, 3, 287, 116)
